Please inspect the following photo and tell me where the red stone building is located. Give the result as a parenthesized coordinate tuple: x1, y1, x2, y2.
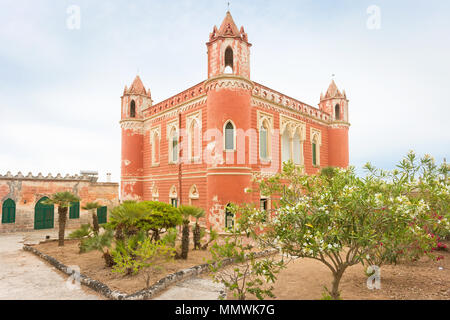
(120, 12, 350, 229)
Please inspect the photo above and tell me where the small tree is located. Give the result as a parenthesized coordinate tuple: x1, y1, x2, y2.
(112, 237, 175, 288)
(82, 202, 102, 235)
(208, 218, 285, 300)
(43, 192, 80, 246)
(239, 153, 448, 300)
(201, 227, 219, 250)
(178, 205, 196, 259)
(192, 208, 205, 250)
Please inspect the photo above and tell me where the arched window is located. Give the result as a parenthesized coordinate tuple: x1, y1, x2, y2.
(2, 199, 15, 224)
(224, 47, 233, 73)
(69, 201, 80, 219)
(169, 127, 178, 163)
(225, 204, 234, 229)
(189, 119, 201, 161)
(312, 135, 318, 166)
(260, 120, 269, 160)
(152, 130, 160, 165)
(335, 104, 340, 120)
(281, 127, 291, 164)
(293, 131, 302, 165)
(130, 100, 136, 118)
(224, 121, 235, 151)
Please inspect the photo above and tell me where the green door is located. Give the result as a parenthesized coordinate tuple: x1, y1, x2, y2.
(35, 197, 54, 230)
(97, 206, 107, 224)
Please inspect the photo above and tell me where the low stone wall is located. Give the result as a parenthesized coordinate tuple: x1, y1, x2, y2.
(23, 244, 277, 300)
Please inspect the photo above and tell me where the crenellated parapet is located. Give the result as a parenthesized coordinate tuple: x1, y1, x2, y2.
(0, 171, 100, 183)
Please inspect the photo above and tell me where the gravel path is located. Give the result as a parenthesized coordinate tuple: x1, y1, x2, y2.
(0, 231, 100, 300)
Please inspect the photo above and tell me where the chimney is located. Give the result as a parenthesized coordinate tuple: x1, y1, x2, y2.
(106, 173, 111, 183)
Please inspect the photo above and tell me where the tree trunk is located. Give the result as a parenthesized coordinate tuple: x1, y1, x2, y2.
(58, 207, 67, 247)
(92, 210, 100, 234)
(181, 221, 190, 259)
(193, 223, 201, 250)
(103, 249, 115, 267)
(330, 268, 346, 300)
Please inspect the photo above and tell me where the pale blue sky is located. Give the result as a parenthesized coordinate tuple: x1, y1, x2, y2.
(0, 0, 449, 181)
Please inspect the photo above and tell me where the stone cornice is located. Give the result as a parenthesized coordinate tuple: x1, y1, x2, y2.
(0, 171, 118, 184)
(204, 74, 254, 92)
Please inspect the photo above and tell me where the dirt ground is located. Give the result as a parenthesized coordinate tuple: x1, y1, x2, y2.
(217, 243, 450, 300)
(34, 239, 213, 294)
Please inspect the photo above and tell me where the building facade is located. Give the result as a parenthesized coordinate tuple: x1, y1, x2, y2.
(120, 12, 350, 229)
(0, 172, 119, 233)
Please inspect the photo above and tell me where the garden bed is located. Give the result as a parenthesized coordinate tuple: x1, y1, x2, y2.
(32, 239, 214, 296)
(213, 241, 450, 300)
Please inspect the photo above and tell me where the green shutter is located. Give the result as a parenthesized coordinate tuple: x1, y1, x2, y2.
(312, 143, 317, 166)
(260, 128, 267, 159)
(97, 206, 107, 224)
(2, 199, 15, 224)
(69, 201, 80, 219)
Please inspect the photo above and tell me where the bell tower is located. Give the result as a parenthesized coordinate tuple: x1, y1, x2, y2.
(206, 11, 251, 79)
(319, 80, 350, 168)
(120, 75, 152, 200)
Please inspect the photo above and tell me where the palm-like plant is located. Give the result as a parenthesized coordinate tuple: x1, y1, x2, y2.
(191, 208, 205, 250)
(82, 202, 102, 234)
(178, 205, 203, 259)
(109, 201, 146, 240)
(80, 230, 115, 267)
(42, 192, 81, 246)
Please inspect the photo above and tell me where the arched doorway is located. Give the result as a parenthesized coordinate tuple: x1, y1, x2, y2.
(34, 197, 54, 230)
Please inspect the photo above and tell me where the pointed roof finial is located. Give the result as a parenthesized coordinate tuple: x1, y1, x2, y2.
(227, 2, 230, 12)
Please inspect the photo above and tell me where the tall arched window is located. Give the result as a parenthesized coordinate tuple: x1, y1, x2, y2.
(130, 100, 136, 118)
(224, 121, 235, 151)
(293, 131, 302, 165)
(169, 127, 178, 163)
(281, 127, 291, 164)
(260, 120, 269, 160)
(335, 104, 340, 120)
(189, 120, 200, 161)
(2, 199, 15, 224)
(224, 47, 233, 74)
(312, 136, 318, 166)
(152, 130, 160, 165)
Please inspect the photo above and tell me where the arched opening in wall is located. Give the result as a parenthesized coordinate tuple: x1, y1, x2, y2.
(152, 131, 160, 165)
(169, 127, 179, 163)
(152, 186, 159, 201)
(259, 120, 269, 160)
(188, 185, 199, 207)
(224, 46, 234, 74)
(281, 126, 291, 164)
(34, 197, 54, 230)
(130, 100, 136, 118)
(225, 204, 234, 229)
(2, 199, 16, 224)
(293, 130, 302, 165)
(335, 104, 340, 120)
(169, 185, 178, 207)
(224, 121, 235, 151)
(189, 120, 201, 161)
(312, 135, 318, 166)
